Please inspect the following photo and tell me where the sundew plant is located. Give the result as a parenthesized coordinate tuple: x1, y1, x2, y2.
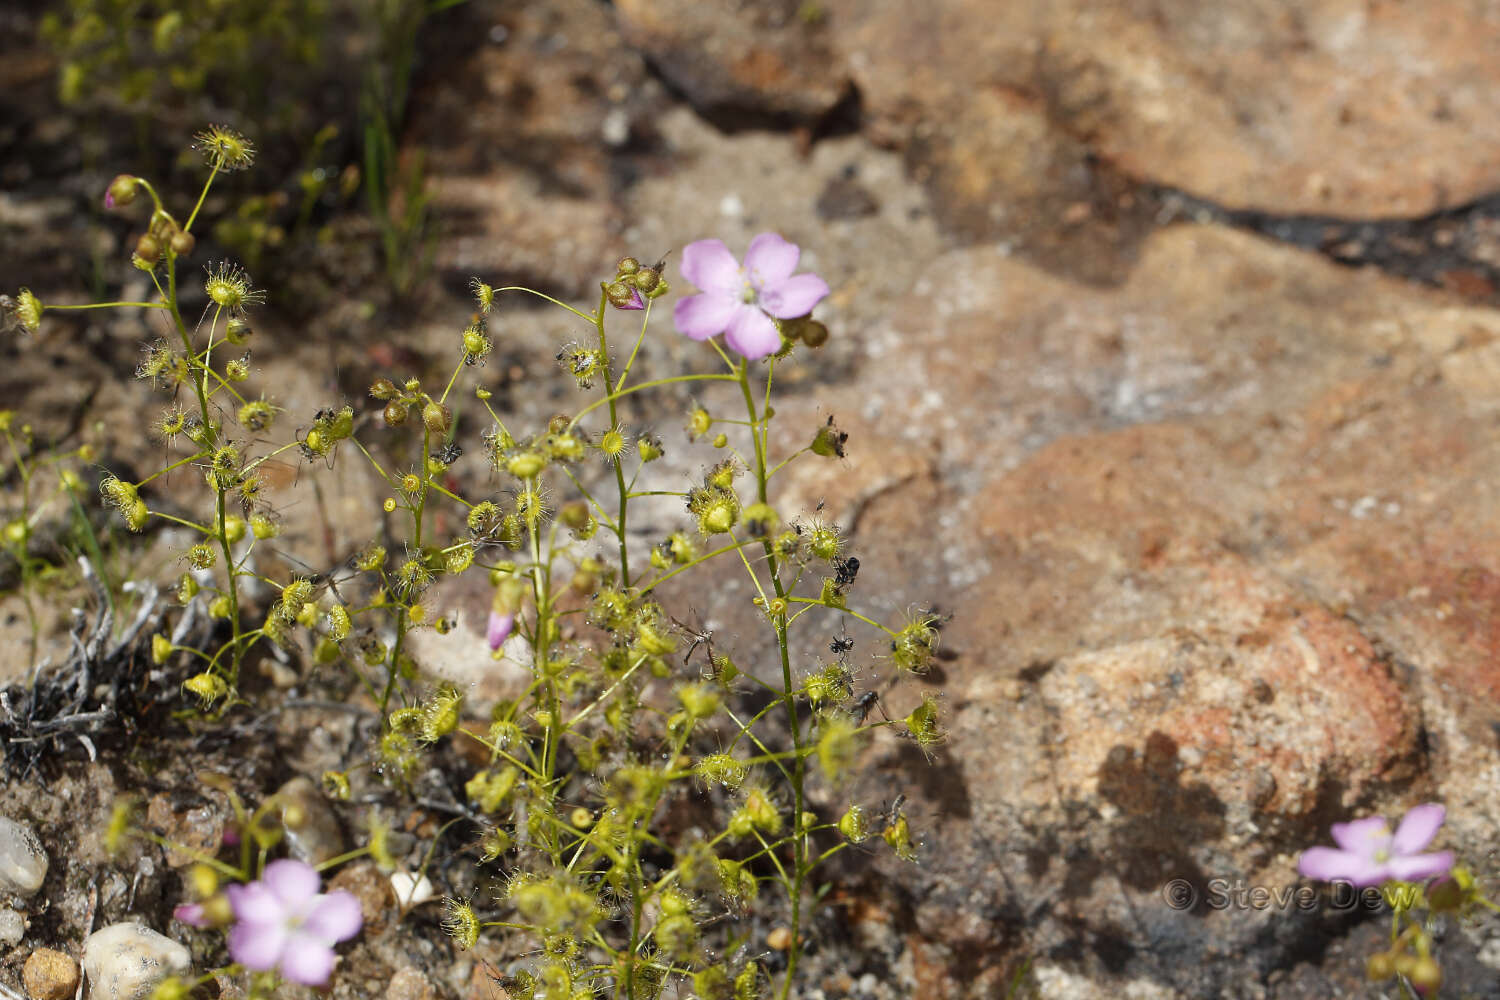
(7, 128, 946, 999)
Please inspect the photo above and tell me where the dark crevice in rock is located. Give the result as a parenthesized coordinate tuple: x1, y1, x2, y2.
(1157, 186, 1500, 303)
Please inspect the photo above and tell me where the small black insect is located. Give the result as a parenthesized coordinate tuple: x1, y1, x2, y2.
(823, 415, 848, 459)
(670, 615, 716, 670)
(436, 441, 464, 465)
(314, 407, 335, 422)
(878, 793, 908, 828)
(851, 690, 881, 725)
(833, 556, 860, 587)
(830, 634, 855, 655)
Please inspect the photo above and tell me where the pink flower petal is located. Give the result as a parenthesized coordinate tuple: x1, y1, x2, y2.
(227, 882, 285, 925)
(1298, 846, 1385, 886)
(228, 918, 288, 971)
(1391, 803, 1445, 855)
(679, 239, 743, 296)
(174, 902, 210, 928)
(487, 610, 515, 651)
(1329, 816, 1389, 854)
(262, 858, 322, 907)
(301, 891, 364, 943)
(674, 292, 741, 341)
(724, 307, 782, 360)
(743, 233, 799, 288)
(757, 272, 830, 319)
(1386, 850, 1454, 883)
(279, 934, 337, 986)
(611, 287, 646, 310)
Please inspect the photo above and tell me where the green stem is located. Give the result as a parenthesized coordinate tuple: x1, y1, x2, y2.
(593, 287, 632, 588)
(732, 360, 809, 998)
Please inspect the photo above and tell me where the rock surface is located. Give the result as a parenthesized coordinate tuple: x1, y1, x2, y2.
(0, 908, 22, 947)
(22, 947, 79, 1000)
(823, 0, 1500, 219)
(276, 775, 345, 866)
(760, 225, 1500, 995)
(81, 922, 190, 1000)
(0, 816, 47, 896)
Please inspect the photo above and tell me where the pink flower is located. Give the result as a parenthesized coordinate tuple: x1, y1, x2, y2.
(173, 902, 210, 928)
(226, 859, 363, 986)
(673, 233, 829, 361)
(1298, 803, 1454, 888)
(487, 609, 515, 651)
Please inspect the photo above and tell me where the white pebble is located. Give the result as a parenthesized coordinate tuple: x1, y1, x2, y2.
(0, 908, 23, 946)
(389, 871, 435, 907)
(0, 816, 47, 896)
(82, 922, 190, 1000)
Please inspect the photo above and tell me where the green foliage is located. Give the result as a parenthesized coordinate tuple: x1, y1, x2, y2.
(43, 0, 326, 113)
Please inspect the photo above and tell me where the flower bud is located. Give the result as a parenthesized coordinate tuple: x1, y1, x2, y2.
(744, 787, 781, 834)
(653, 913, 698, 961)
(616, 256, 640, 276)
(370, 377, 399, 400)
(105, 174, 139, 209)
(606, 280, 645, 310)
(151, 634, 172, 665)
(225, 317, 252, 344)
(631, 267, 660, 292)
(169, 230, 196, 257)
(1365, 952, 1395, 981)
(383, 401, 408, 427)
(560, 500, 591, 531)
(135, 233, 162, 263)
(1407, 956, 1442, 992)
(677, 682, 722, 720)
(798, 318, 830, 347)
(422, 401, 453, 433)
(507, 451, 546, 478)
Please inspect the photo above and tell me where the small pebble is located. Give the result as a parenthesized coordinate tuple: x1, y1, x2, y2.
(327, 861, 396, 936)
(276, 775, 345, 865)
(23, 947, 79, 1000)
(0, 907, 24, 946)
(82, 922, 190, 1000)
(384, 966, 436, 1000)
(767, 925, 794, 951)
(0, 816, 48, 896)
(389, 871, 434, 907)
